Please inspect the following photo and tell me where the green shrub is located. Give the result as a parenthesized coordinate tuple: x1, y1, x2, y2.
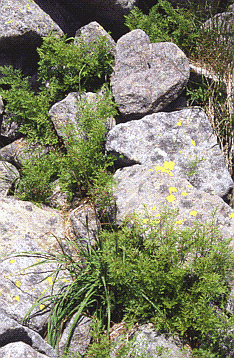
(0, 66, 57, 144)
(15, 149, 61, 204)
(16, 88, 117, 204)
(124, 0, 198, 54)
(102, 209, 234, 337)
(125, 0, 232, 58)
(56, 88, 117, 202)
(37, 32, 115, 102)
(21, 207, 234, 355)
(0, 31, 116, 203)
(0, 32, 115, 143)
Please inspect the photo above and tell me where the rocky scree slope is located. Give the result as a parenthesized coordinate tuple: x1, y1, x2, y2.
(0, 1, 234, 357)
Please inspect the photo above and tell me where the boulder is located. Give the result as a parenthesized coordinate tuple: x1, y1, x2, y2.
(58, 315, 91, 357)
(0, 0, 63, 41)
(0, 138, 51, 167)
(110, 323, 190, 357)
(0, 311, 58, 357)
(75, 21, 116, 55)
(69, 203, 100, 246)
(0, 341, 53, 358)
(0, 0, 63, 90)
(32, 0, 138, 40)
(0, 244, 68, 333)
(0, 197, 66, 331)
(112, 164, 234, 242)
(0, 161, 19, 196)
(0, 114, 21, 141)
(106, 107, 233, 198)
(49, 91, 115, 145)
(0, 196, 65, 256)
(111, 30, 190, 120)
(0, 96, 3, 131)
(48, 92, 84, 142)
(129, 324, 190, 358)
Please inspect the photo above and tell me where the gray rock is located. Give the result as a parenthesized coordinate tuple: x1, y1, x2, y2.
(0, 114, 21, 141)
(132, 324, 190, 358)
(70, 203, 100, 246)
(0, 197, 64, 257)
(0, 96, 3, 130)
(0, 242, 69, 332)
(0, 311, 58, 357)
(0, 342, 51, 358)
(47, 180, 69, 209)
(0, 161, 19, 196)
(111, 30, 190, 120)
(0, 0, 63, 92)
(58, 315, 91, 357)
(112, 164, 234, 241)
(0, 96, 3, 115)
(0, 0, 63, 40)
(48, 92, 83, 142)
(229, 3, 234, 12)
(106, 107, 233, 198)
(111, 323, 190, 357)
(75, 21, 116, 55)
(0, 138, 50, 166)
(0, 197, 66, 331)
(49, 91, 115, 144)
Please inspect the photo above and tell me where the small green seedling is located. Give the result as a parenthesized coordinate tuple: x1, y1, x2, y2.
(186, 156, 205, 177)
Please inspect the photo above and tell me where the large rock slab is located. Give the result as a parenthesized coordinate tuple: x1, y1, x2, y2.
(0, 0, 63, 41)
(111, 30, 190, 120)
(0, 197, 66, 331)
(113, 164, 234, 242)
(0, 197, 65, 256)
(106, 107, 233, 198)
(0, 1, 63, 94)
